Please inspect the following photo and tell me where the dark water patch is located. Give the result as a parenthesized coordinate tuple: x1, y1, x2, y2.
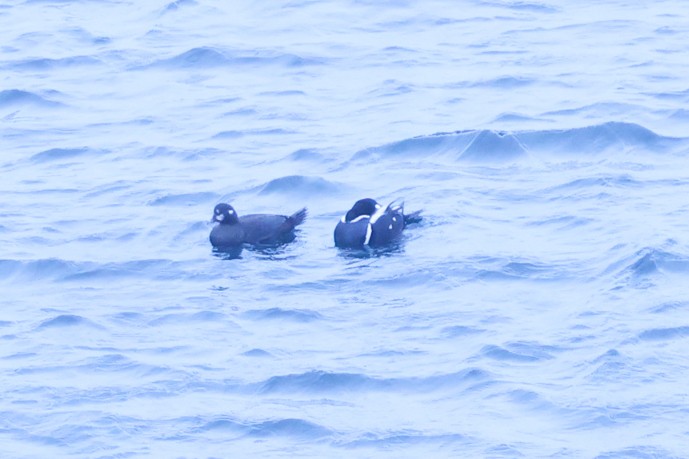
(149, 46, 321, 69)
(13, 55, 100, 71)
(242, 307, 323, 322)
(258, 175, 342, 196)
(148, 191, 217, 206)
(0, 89, 64, 108)
(638, 326, 689, 341)
(343, 432, 467, 448)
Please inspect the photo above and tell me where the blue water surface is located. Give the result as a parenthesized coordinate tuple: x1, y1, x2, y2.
(2, 1, 689, 457)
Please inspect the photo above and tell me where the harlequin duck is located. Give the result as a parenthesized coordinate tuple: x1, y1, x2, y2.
(210, 203, 307, 250)
(334, 198, 421, 249)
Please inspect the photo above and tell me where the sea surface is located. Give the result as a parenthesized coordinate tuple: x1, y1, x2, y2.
(2, 1, 689, 458)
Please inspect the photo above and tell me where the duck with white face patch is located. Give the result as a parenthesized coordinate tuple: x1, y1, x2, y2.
(210, 203, 307, 253)
(334, 198, 422, 249)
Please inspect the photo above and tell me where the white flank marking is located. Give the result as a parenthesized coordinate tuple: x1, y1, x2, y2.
(364, 222, 373, 245)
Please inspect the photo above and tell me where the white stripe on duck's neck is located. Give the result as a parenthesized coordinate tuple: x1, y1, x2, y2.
(369, 204, 387, 224)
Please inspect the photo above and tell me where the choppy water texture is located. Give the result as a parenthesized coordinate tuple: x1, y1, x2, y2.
(2, 1, 689, 458)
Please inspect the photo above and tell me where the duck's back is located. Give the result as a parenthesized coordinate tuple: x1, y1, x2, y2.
(369, 211, 405, 247)
(240, 214, 294, 244)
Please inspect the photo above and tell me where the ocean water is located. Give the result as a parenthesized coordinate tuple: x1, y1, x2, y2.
(2, 0, 689, 457)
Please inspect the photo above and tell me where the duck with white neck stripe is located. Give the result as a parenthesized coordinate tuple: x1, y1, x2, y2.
(334, 198, 422, 249)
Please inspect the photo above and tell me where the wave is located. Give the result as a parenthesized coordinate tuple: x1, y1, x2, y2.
(148, 191, 218, 206)
(37, 314, 102, 330)
(0, 258, 185, 282)
(342, 432, 467, 448)
(258, 175, 343, 196)
(612, 247, 689, 279)
(247, 418, 332, 438)
(30, 147, 104, 163)
(638, 326, 689, 341)
(12, 56, 100, 71)
(0, 89, 64, 108)
(480, 342, 556, 362)
(479, 1, 559, 13)
(257, 367, 489, 394)
(190, 415, 332, 439)
(147, 46, 321, 69)
(350, 122, 687, 163)
(596, 446, 683, 459)
(242, 307, 323, 322)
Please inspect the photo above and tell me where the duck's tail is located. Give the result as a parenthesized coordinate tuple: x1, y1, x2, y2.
(404, 209, 423, 226)
(288, 207, 308, 227)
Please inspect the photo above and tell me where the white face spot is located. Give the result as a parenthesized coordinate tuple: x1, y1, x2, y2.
(392, 216, 397, 222)
(228, 209, 235, 215)
(389, 224, 393, 230)
(216, 213, 225, 221)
